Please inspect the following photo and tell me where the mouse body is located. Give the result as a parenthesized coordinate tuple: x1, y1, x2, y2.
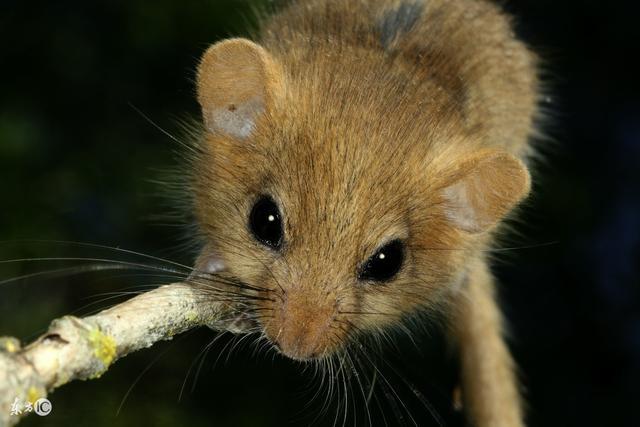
(190, 1, 538, 425)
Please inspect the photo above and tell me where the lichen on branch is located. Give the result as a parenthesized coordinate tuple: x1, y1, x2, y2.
(0, 283, 229, 427)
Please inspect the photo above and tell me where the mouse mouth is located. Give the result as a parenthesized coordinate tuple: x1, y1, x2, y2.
(213, 307, 332, 361)
(269, 339, 328, 361)
(224, 310, 260, 334)
(272, 338, 328, 361)
(204, 300, 260, 335)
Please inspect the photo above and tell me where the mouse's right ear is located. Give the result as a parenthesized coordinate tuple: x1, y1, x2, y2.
(196, 38, 283, 139)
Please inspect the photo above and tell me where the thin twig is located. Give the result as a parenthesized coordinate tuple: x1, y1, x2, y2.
(0, 283, 232, 427)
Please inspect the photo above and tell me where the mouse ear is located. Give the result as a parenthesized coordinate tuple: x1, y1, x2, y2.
(196, 38, 283, 138)
(442, 150, 531, 233)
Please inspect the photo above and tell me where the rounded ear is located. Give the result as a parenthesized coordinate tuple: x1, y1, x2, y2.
(442, 151, 531, 233)
(196, 38, 283, 139)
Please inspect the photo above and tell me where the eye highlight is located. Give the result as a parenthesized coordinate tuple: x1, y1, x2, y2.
(358, 240, 404, 282)
(248, 195, 283, 249)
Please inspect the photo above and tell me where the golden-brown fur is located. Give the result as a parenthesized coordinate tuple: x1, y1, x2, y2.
(191, 0, 538, 425)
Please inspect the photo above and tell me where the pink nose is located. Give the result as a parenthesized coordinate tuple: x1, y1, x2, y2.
(275, 325, 323, 360)
(269, 289, 336, 360)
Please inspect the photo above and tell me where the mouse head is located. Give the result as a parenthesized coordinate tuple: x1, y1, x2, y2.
(191, 38, 530, 360)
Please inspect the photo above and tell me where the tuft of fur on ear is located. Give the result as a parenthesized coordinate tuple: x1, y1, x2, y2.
(443, 151, 531, 233)
(196, 38, 283, 138)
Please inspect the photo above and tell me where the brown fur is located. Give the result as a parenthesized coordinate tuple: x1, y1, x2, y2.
(191, 0, 538, 425)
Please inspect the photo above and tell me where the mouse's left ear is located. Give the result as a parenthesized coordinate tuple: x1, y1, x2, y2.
(442, 150, 531, 233)
(196, 38, 284, 138)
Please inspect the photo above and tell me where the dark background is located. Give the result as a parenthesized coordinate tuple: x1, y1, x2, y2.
(1, 1, 639, 426)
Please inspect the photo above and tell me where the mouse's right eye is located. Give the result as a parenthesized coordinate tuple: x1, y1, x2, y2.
(249, 195, 283, 250)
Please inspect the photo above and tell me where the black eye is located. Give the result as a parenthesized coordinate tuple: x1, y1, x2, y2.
(249, 195, 283, 249)
(358, 240, 404, 282)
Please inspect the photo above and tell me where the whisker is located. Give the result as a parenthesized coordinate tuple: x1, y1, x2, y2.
(356, 347, 419, 427)
(0, 257, 187, 275)
(338, 310, 396, 317)
(0, 263, 134, 287)
(379, 356, 444, 426)
(179, 331, 228, 400)
(127, 103, 200, 156)
(0, 239, 196, 273)
(116, 331, 196, 415)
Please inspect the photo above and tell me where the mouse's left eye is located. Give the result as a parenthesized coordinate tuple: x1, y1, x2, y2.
(249, 195, 283, 249)
(358, 240, 404, 282)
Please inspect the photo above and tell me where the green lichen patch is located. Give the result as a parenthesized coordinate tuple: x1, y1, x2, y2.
(87, 328, 116, 377)
(0, 336, 21, 353)
(26, 386, 45, 404)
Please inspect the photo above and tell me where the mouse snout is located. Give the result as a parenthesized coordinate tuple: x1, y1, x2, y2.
(267, 287, 338, 361)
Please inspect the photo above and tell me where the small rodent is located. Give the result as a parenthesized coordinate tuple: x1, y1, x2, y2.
(190, 0, 538, 426)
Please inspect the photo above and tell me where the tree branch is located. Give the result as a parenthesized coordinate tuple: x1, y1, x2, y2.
(0, 283, 230, 426)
